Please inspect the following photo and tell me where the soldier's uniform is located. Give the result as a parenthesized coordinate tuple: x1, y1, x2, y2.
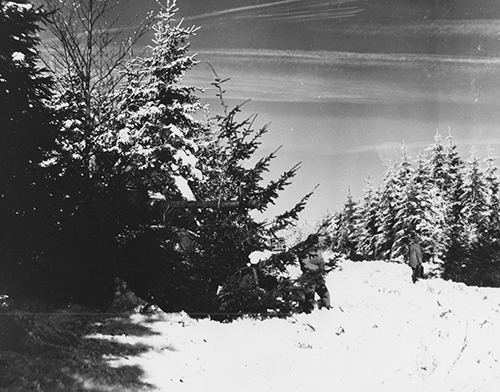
(408, 239, 424, 283)
(299, 244, 331, 312)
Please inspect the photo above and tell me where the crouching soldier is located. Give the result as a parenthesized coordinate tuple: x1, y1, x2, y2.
(298, 234, 331, 312)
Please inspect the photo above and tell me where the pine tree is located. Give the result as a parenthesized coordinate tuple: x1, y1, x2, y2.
(374, 162, 398, 259)
(413, 154, 449, 264)
(444, 149, 491, 284)
(390, 147, 416, 259)
(443, 133, 465, 227)
(0, 0, 57, 298)
(441, 134, 467, 281)
(473, 148, 500, 285)
(460, 149, 490, 248)
(96, 5, 210, 309)
(484, 148, 500, 244)
(181, 74, 316, 314)
(0, 0, 54, 214)
(427, 130, 447, 191)
(333, 190, 359, 259)
(418, 189, 449, 265)
(355, 178, 379, 260)
(100, 6, 203, 202)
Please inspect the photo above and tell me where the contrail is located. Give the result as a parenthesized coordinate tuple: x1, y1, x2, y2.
(237, 9, 364, 23)
(237, 7, 360, 18)
(184, 0, 357, 21)
(195, 48, 500, 66)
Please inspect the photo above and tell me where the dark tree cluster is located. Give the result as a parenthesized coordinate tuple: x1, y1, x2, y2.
(0, 0, 315, 315)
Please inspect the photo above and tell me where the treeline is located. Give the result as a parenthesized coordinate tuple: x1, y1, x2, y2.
(329, 134, 500, 286)
(0, 0, 315, 315)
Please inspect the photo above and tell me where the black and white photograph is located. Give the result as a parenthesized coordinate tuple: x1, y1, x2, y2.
(1, 0, 500, 390)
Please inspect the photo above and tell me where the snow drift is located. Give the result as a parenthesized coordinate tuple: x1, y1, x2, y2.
(90, 260, 500, 391)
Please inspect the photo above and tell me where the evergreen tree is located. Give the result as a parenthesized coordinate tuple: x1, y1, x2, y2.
(391, 147, 416, 259)
(484, 148, 500, 243)
(417, 185, 449, 264)
(355, 178, 379, 260)
(441, 134, 467, 280)
(97, 5, 209, 309)
(333, 190, 359, 259)
(328, 210, 343, 253)
(460, 150, 490, 248)
(180, 73, 316, 314)
(0, 0, 57, 298)
(427, 131, 447, 191)
(408, 153, 449, 265)
(17, 2, 208, 306)
(374, 162, 398, 259)
(443, 149, 491, 284)
(100, 5, 203, 203)
(443, 133, 464, 190)
(443, 133, 465, 228)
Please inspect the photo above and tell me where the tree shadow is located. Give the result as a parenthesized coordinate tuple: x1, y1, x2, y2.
(0, 310, 159, 391)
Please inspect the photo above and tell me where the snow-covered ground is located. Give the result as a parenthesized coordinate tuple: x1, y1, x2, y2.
(90, 260, 500, 392)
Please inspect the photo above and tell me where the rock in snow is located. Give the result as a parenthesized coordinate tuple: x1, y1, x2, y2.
(89, 260, 500, 391)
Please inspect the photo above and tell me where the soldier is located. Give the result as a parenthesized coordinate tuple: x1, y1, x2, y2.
(298, 234, 331, 312)
(408, 234, 424, 283)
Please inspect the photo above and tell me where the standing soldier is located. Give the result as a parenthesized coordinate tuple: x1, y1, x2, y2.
(297, 234, 331, 312)
(408, 234, 424, 283)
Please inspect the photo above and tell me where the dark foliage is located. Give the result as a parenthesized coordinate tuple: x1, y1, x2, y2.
(0, 0, 60, 300)
(1, 1, 321, 315)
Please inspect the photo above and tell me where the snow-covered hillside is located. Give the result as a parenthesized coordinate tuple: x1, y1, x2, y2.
(91, 261, 500, 392)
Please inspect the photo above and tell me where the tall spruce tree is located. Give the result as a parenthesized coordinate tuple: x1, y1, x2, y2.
(0, 0, 58, 298)
(443, 133, 465, 227)
(355, 178, 379, 260)
(421, 188, 449, 263)
(333, 190, 359, 259)
(391, 147, 416, 259)
(374, 162, 398, 259)
(428, 131, 447, 191)
(460, 150, 490, 248)
(413, 154, 449, 264)
(442, 149, 490, 283)
(97, 5, 210, 309)
(484, 148, 500, 244)
(441, 134, 467, 280)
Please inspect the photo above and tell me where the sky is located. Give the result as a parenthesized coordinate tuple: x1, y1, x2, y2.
(117, 0, 500, 223)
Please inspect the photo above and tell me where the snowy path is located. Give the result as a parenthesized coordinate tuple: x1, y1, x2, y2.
(92, 261, 500, 392)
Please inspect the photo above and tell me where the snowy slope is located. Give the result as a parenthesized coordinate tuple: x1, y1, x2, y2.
(91, 261, 500, 392)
